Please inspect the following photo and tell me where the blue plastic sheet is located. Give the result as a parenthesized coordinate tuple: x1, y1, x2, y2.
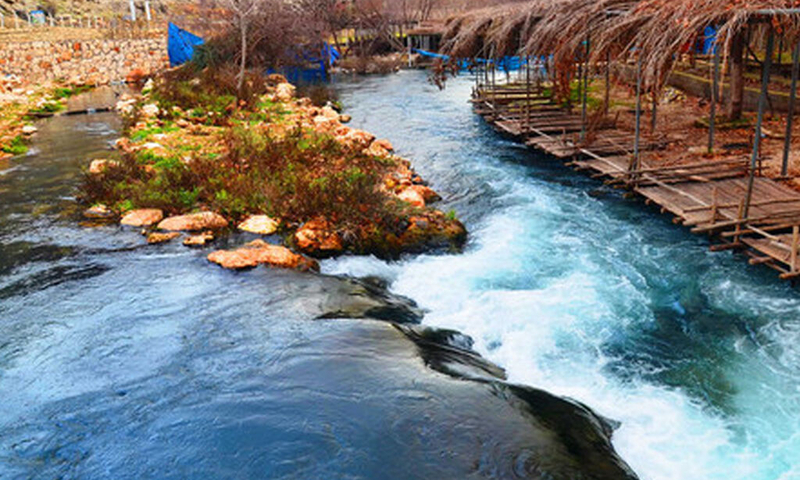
(168, 23, 204, 67)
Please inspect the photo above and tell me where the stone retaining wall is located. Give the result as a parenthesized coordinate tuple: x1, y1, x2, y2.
(0, 38, 168, 85)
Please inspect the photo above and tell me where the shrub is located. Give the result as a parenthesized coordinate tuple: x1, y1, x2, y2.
(1, 136, 28, 155)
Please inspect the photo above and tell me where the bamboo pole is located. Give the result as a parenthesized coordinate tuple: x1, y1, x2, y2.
(632, 50, 643, 180)
(605, 51, 611, 116)
(792, 226, 799, 272)
(782, 41, 800, 177)
(526, 55, 532, 135)
(709, 43, 721, 153)
(710, 187, 719, 225)
(744, 26, 775, 219)
(581, 33, 590, 143)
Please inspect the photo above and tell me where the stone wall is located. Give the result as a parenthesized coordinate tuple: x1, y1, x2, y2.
(0, 37, 168, 85)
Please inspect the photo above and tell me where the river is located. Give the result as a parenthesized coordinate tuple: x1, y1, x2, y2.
(326, 71, 800, 480)
(1, 71, 799, 479)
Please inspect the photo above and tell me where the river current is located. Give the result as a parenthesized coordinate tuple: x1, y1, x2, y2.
(326, 71, 800, 480)
(1, 72, 799, 479)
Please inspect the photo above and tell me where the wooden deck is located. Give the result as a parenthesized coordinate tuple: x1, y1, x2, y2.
(473, 82, 800, 281)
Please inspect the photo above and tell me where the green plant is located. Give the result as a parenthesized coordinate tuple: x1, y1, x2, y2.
(1, 136, 28, 155)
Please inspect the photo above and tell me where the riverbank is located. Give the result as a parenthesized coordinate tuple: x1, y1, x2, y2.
(0, 76, 95, 160)
(79, 68, 466, 267)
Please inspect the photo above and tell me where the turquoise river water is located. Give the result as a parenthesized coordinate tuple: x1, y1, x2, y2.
(0, 71, 799, 479)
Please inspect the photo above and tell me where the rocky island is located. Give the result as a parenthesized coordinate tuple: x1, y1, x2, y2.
(80, 68, 466, 270)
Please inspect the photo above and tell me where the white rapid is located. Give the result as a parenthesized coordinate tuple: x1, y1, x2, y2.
(325, 70, 800, 480)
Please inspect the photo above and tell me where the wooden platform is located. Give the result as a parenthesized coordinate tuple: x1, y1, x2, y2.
(473, 81, 800, 281)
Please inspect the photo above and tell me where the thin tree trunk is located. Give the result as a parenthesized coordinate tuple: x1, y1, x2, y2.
(728, 29, 747, 121)
(238, 19, 248, 95)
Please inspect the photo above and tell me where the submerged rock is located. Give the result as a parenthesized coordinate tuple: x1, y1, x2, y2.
(120, 209, 163, 227)
(238, 215, 279, 235)
(158, 212, 228, 232)
(183, 232, 214, 247)
(208, 240, 318, 271)
(147, 232, 180, 244)
(315, 276, 424, 324)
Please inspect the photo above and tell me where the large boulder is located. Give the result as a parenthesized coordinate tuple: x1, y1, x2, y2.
(208, 240, 319, 271)
(294, 218, 344, 257)
(121, 209, 164, 227)
(158, 212, 229, 231)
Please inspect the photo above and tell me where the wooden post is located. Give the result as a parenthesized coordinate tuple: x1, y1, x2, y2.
(633, 50, 643, 176)
(709, 42, 721, 153)
(792, 226, 799, 273)
(734, 198, 746, 243)
(526, 55, 532, 135)
(744, 26, 774, 219)
(581, 33, 590, 143)
(783, 40, 800, 178)
(605, 50, 611, 116)
(710, 187, 719, 225)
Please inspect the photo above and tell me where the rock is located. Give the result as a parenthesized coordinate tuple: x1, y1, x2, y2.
(21, 125, 37, 135)
(336, 128, 375, 147)
(83, 204, 113, 219)
(339, 114, 352, 124)
(346, 129, 376, 147)
(88, 159, 119, 175)
(158, 212, 229, 231)
(266, 73, 288, 85)
(319, 105, 339, 120)
(372, 139, 394, 152)
(183, 232, 214, 247)
(275, 82, 296, 102)
(238, 215, 280, 235)
(294, 218, 344, 256)
(147, 232, 180, 244)
(115, 99, 137, 115)
(120, 208, 163, 227)
(313, 114, 339, 132)
(140, 103, 159, 118)
(114, 138, 133, 152)
(315, 276, 424, 323)
(409, 184, 441, 204)
(176, 118, 189, 128)
(142, 78, 155, 94)
(366, 142, 392, 158)
(397, 187, 426, 208)
(125, 68, 147, 84)
(208, 240, 319, 271)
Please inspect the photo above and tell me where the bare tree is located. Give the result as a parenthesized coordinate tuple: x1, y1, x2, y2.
(222, 0, 263, 92)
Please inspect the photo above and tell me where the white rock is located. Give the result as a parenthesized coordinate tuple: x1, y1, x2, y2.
(238, 215, 280, 235)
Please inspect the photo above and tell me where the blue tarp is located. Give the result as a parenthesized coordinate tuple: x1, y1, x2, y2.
(701, 26, 718, 55)
(413, 48, 541, 73)
(168, 23, 204, 67)
(273, 43, 341, 84)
